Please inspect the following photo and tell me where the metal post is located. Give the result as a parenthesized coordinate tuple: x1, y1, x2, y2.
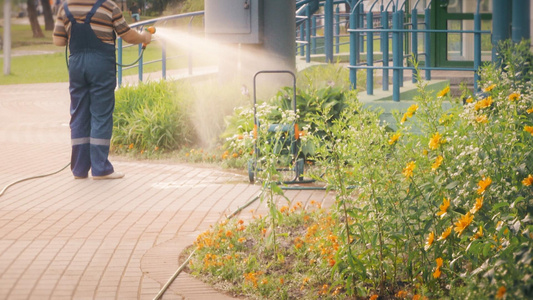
(349, 5, 358, 90)
(335, 5, 340, 53)
(424, 7, 431, 80)
(474, 0, 481, 92)
(117, 38, 123, 87)
(492, 0, 511, 62)
(512, 0, 531, 43)
(382, 10, 389, 91)
(306, 5, 311, 62)
(188, 20, 193, 75)
(399, 9, 404, 87)
(411, 8, 418, 83)
(138, 43, 143, 82)
(311, 15, 317, 54)
(3, 0, 12, 75)
(366, 11, 374, 95)
(324, 0, 334, 63)
(392, 11, 400, 101)
(162, 38, 167, 80)
(300, 24, 305, 56)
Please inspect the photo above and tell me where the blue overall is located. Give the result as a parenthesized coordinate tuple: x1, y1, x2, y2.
(64, 0, 116, 177)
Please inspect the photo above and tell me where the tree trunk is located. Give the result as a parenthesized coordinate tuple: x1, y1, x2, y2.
(27, 0, 44, 38)
(41, 0, 55, 31)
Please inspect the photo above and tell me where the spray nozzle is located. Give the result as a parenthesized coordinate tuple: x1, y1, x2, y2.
(145, 26, 156, 34)
(142, 26, 156, 49)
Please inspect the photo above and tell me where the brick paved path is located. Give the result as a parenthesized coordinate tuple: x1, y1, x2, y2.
(0, 83, 332, 299)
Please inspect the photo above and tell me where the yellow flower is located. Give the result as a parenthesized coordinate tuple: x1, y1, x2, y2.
(527, 107, 533, 114)
(396, 290, 408, 298)
(388, 132, 401, 145)
(454, 212, 474, 236)
(465, 97, 474, 103)
(525, 125, 533, 136)
(432, 258, 443, 279)
(508, 92, 520, 101)
(400, 113, 409, 124)
(483, 84, 497, 92)
(429, 132, 445, 150)
(438, 226, 453, 241)
(496, 286, 506, 299)
(437, 86, 450, 98)
(476, 114, 488, 124)
(474, 96, 493, 110)
(407, 104, 419, 113)
(523, 174, 533, 186)
(477, 176, 492, 195)
(424, 231, 435, 251)
(470, 196, 484, 214)
(436, 197, 450, 218)
(473, 226, 483, 240)
(402, 161, 416, 179)
(432, 155, 443, 171)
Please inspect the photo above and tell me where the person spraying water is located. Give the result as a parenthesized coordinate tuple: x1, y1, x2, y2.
(53, 0, 152, 180)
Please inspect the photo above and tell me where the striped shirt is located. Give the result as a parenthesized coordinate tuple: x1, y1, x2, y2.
(53, 0, 131, 45)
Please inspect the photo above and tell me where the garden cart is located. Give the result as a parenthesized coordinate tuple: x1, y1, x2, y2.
(247, 70, 313, 184)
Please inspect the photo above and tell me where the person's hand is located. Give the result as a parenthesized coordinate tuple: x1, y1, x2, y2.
(141, 31, 152, 45)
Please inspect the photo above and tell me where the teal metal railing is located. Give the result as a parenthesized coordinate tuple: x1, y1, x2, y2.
(116, 11, 204, 87)
(297, 0, 491, 102)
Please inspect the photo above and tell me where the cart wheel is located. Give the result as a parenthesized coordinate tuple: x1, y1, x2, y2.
(296, 158, 305, 181)
(248, 159, 255, 183)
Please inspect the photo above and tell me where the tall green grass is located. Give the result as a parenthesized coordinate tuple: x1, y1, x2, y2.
(112, 80, 195, 154)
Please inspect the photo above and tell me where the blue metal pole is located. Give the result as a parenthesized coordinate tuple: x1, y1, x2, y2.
(117, 38, 123, 87)
(138, 43, 143, 83)
(349, 5, 358, 89)
(411, 8, 418, 83)
(367, 11, 374, 95)
(325, 0, 334, 62)
(392, 11, 400, 101)
(312, 15, 317, 55)
(424, 7, 431, 80)
(474, 0, 481, 92)
(306, 5, 312, 62)
(399, 9, 404, 87)
(381, 10, 389, 91)
(359, 4, 364, 51)
(335, 5, 340, 53)
(300, 24, 305, 56)
(512, 0, 531, 43)
(162, 38, 167, 80)
(492, 0, 511, 63)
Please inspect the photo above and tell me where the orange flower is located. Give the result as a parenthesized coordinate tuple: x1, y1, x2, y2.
(527, 107, 533, 114)
(432, 257, 443, 279)
(432, 155, 444, 171)
(437, 86, 450, 98)
(476, 114, 489, 124)
(470, 196, 484, 214)
(369, 294, 379, 300)
(402, 161, 416, 179)
(128, 143, 134, 149)
(472, 226, 483, 240)
(496, 286, 506, 299)
(523, 174, 533, 186)
(396, 290, 408, 298)
(508, 92, 520, 101)
(525, 125, 533, 136)
(424, 231, 435, 251)
(438, 226, 453, 241)
(474, 96, 493, 110)
(483, 84, 497, 92)
(477, 176, 492, 194)
(454, 212, 474, 236)
(436, 197, 450, 218)
(389, 132, 401, 145)
(429, 132, 445, 150)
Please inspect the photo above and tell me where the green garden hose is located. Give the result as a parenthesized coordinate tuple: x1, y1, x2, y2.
(0, 163, 71, 197)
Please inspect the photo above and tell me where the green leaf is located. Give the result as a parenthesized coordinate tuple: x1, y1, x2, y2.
(445, 181, 460, 189)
